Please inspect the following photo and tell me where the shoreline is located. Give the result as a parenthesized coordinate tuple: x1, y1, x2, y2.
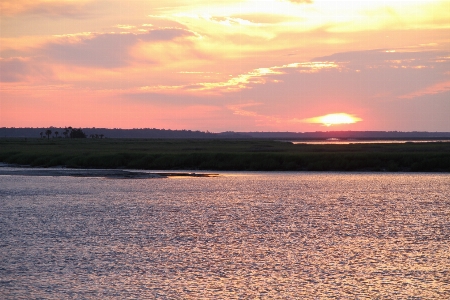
(0, 166, 219, 179)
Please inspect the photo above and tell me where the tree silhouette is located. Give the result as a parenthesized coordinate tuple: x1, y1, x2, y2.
(45, 129, 52, 139)
(70, 128, 87, 138)
(54, 131, 59, 138)
(63, 128, 70, 138)
(99, 134, 104, 139)
(40, 132, 43, 138)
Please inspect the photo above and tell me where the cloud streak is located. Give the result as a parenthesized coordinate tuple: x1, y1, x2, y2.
(136, 49, 450, 97)
(43, 29, 195, 68)
(0, 0, 92, 17)
(138, 61, 339, 94)
(399, 81, 450, 99)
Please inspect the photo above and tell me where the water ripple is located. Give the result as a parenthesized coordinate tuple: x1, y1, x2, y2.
(1, 172, 449, 299)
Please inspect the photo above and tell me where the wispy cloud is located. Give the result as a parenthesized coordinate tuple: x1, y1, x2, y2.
(399, 81, 450, 99)
(138, 61, 339, 94)
(0, 0, 92, 17)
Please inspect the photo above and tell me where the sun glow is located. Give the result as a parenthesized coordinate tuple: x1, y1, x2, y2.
(304, 113, 362, 126)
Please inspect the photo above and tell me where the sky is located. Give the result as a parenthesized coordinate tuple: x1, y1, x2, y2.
(1, 0, 449, 132)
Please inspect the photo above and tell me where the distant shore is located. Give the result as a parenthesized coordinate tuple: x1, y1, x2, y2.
(1, 138, 449, 172)
(0, 167, 218, 179)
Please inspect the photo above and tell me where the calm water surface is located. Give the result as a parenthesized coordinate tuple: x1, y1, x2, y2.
(289, 140, 449, 144)
(1, 170, 449, 299)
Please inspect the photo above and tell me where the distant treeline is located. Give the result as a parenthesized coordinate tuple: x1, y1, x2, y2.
(38, 127, 88, 139)
(1, 127, 450, 139)
(1, 127, 217, 139)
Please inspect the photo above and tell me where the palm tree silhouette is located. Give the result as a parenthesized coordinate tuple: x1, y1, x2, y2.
(40, 132, 43, 138)
(45, 129, 52, 139)
(63, 128, 69, 138)
(54, 131, 59, 138)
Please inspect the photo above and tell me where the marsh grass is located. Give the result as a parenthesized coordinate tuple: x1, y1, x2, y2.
(1, 138, 449, 171)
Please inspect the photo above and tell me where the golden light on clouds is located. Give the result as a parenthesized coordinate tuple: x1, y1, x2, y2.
(304, 113, 362, 127)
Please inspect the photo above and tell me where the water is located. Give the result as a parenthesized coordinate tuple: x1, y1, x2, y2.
(1, 170, 449, 299)
(288, 139, 449, 144)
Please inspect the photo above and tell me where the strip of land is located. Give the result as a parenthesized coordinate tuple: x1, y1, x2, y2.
(0, 138, 449, 172)
(0, 168, 218, 179)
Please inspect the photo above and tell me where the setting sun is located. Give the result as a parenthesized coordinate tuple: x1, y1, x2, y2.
(304, 113, 362, 127)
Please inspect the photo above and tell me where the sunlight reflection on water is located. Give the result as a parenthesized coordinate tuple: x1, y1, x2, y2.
(1, 171, 449, 299)
(289, 139, 449, 144)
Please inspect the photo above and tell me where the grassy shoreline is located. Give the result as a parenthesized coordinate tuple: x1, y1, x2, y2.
(1, 138, 449, 172)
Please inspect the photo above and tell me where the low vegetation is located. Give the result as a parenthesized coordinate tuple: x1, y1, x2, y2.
(0, 138, 449, 172)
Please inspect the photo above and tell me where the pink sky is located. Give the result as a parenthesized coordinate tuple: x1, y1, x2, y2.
(1, 0, 449, 132)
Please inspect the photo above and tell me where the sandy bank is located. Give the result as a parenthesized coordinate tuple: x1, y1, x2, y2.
(0, 168, 219, 179)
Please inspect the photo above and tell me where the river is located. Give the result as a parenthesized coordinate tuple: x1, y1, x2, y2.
(1, 169, 449, 299)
